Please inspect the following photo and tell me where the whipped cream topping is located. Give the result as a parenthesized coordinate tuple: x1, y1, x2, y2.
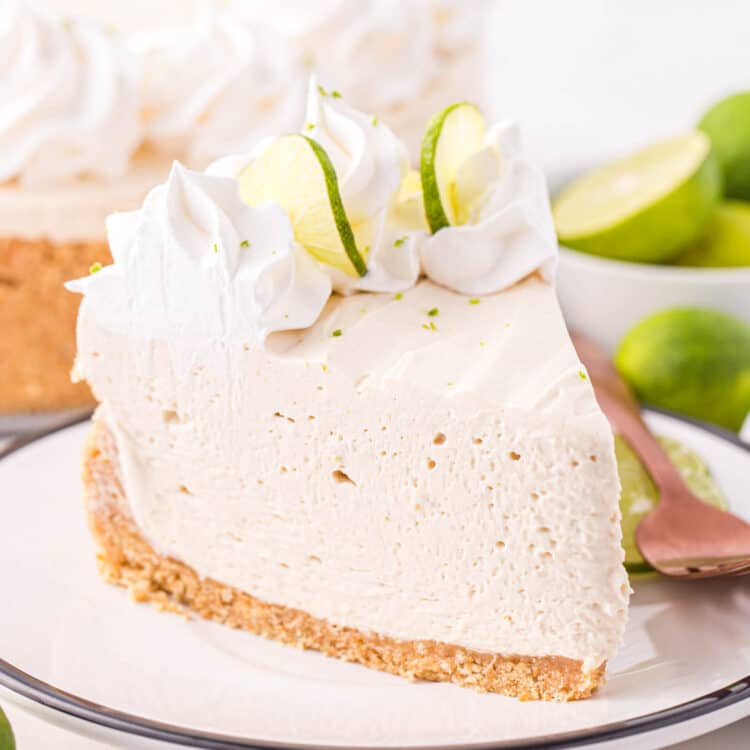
(229, 0, 488, 155)
(0, 1, 141, 186)
(130, 8, 307, 167)
(68, 163, 331, 340)
(211, 78, 421, 295)
(421, 122, 559, 295)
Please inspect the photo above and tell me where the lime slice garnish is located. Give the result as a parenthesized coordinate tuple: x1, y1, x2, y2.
(699, 91, 750, 200)
(553, 132, 722, 263)
(674, 200, 750, 267)
(616, 434, 728, 572)
(420, 102, 485, 233)
(0, 705, 15, 750)
(238, 134, 367, 277)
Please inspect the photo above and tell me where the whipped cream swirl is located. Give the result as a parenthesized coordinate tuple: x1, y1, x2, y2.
(212, 78, 421, 294)
(229, 0, 488, 155)
(421, 122, 558, 295)
(131, 8, 307, 167)
(0, 1, 141, 186)
(68, 163, 331, 341)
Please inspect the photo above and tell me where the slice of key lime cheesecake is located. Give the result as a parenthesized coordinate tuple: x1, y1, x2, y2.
(68, 81, 629, 702)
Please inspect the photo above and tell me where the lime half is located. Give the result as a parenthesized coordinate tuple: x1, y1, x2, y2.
(616, 434, 728, 572)
(0, 705, 15, 750)
(674, 200, 750, 267)
(553, 132, 722, 263)
(420, 102, 485, 232)
(238, 135, 367, 277)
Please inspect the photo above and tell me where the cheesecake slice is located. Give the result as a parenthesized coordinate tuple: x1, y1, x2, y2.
(69, 88, 628, 702)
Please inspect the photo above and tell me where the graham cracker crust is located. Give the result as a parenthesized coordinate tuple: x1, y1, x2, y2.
(0, 235, 108, 413)
(82, 420, 606, 701)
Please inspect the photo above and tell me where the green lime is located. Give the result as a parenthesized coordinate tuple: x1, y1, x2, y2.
(420, 102, 485, 233)
(674, 200, 750, 267)
(553, 132, 722, 263)
(0, 705, 15, 750)
(616, 434, 728, 572)
(615, 308, 750, 432)
(699, 92, 750, 200)
(238, 134, 367, 277)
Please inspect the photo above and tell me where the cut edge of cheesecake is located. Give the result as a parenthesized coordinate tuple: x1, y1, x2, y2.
(83, 419, 606, 702)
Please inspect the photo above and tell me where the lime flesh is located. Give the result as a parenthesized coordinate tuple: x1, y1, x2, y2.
(238, 135, 366, 277)
(553, 132, 722, 263)
(699, 91, 750, 200)
(616, 434, 728, 572)
(674, 200, 750, 267)
(615, 308, 750, 432)
(420, 102, 485, 232)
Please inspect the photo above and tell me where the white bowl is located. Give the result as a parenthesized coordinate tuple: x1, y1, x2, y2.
(557, 246, 750, 354)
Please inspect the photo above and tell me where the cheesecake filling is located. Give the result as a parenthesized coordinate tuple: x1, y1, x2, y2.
(69, 84, 628, 672)
(77, 278, 629, 671)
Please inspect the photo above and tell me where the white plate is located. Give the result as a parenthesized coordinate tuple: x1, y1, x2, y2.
(1, 412, 749, 750)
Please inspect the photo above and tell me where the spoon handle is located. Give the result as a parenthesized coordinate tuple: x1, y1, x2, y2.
(573, 333, 687, 501)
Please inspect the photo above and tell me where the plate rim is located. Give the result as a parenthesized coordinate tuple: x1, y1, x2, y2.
(1, 408, 749, 750)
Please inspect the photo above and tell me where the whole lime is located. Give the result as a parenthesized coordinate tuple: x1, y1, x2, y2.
(674, 200, 750, 267)
(553, 132, 722, 263)
(615, 308, 750, 432)
(699, 91, 750, 200)
(0, 705, 15, 750)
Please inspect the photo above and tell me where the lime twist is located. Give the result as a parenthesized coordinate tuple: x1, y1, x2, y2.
(420, 102, 486, 233)
(238, 134, 367, 277)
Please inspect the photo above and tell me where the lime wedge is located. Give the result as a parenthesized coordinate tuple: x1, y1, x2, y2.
(699, 91, 750, 200)
(616, 434, 728, 572)
(238, 135, 367, 277)
(553, 133, 722, 263)
(420, 102, 485, 232)
(0, 705, 15, 750)
(674, 200, 750, 267)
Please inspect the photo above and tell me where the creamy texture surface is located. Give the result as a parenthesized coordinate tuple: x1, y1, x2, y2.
(131, 8, 307, 167)
(0, 1, 141, 186)
(74, 275, 630, 669)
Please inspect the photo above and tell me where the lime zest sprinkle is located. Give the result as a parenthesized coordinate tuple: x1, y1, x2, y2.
(427, 307, 439, 317)
(89, 262, 102, 274)
(480, 340, 486, 347)
(317, 84, 328, 96)
(505, 322, 511, 329)
(394, 235, 408, 247)
(332, 329, 343, 337)
(321, 363, 328, 372)
(304, 122, 315, 131)
(371, 115, 378, 126)
(240, 240, 250, 248)
(429, 320, 437, 330)
(213, 243, 218, 253)
(469, 298, 480, 305)
(579, 370, 588, 380)
(394, 292, 403, 300)
(331, 90, 342, 99)
(447, 381, 455, 387)
(421, 323, 430, 330)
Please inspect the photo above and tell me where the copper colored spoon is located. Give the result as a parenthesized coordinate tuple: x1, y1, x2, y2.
(572, 331, 750, 579)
